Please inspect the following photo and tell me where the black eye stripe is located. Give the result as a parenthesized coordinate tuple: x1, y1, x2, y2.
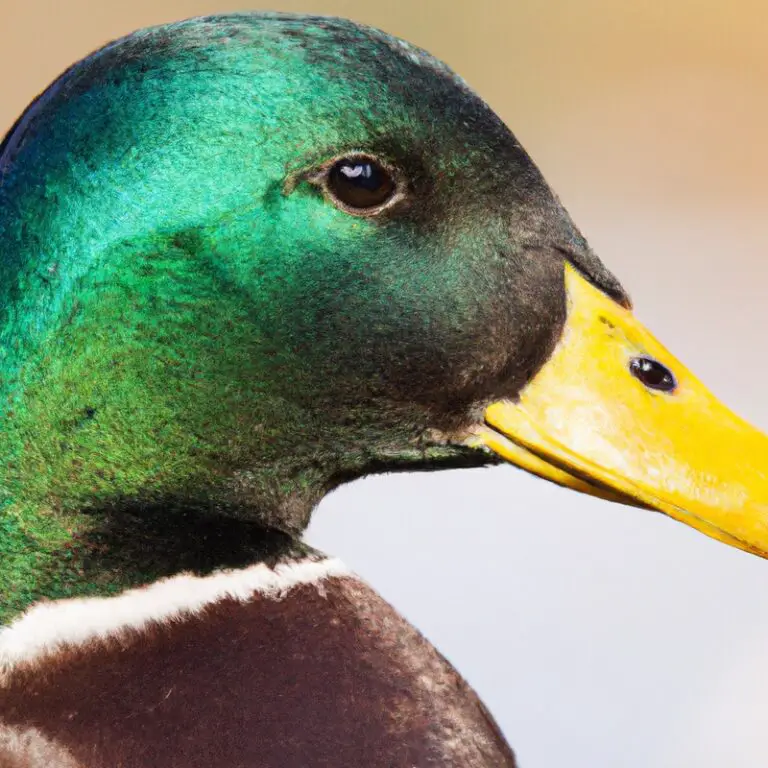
(629, 357, 677, 393)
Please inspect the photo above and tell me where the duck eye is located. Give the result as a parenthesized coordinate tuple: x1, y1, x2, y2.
(326, 157, 397, 212)
(629, 357, 677, 393)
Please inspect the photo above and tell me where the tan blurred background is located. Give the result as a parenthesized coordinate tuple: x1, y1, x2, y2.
(3, 2, 767, 766)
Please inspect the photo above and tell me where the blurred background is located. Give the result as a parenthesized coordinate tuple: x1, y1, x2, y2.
(3, 1, 767, 765)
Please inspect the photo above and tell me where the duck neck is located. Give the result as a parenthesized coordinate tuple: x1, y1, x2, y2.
(0, 229, 476, 626)
(0, 228, 336, 624)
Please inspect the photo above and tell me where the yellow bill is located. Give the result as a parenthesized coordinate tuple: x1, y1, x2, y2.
(471, 263, 768, 557)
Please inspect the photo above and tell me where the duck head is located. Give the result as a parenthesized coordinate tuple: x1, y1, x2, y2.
(0, 13, 766, 618)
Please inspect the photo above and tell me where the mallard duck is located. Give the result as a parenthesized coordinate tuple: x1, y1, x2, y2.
(0, 12, 765, 767)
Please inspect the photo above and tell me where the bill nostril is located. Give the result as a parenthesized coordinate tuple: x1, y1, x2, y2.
(629, 357, 677, 393)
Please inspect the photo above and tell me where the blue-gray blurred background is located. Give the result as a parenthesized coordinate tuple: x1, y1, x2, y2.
(4, 2, 767, 764)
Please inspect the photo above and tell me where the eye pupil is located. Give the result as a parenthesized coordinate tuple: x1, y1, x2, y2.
(629, 357, 677, 393)
(327, 157, 397, 211)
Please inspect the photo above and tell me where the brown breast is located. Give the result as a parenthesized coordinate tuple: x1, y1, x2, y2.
(0, 571, 517, 768)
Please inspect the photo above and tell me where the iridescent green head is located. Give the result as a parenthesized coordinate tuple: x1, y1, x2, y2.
(0, 13, 623, 527)
(0, 14, 644, 617)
